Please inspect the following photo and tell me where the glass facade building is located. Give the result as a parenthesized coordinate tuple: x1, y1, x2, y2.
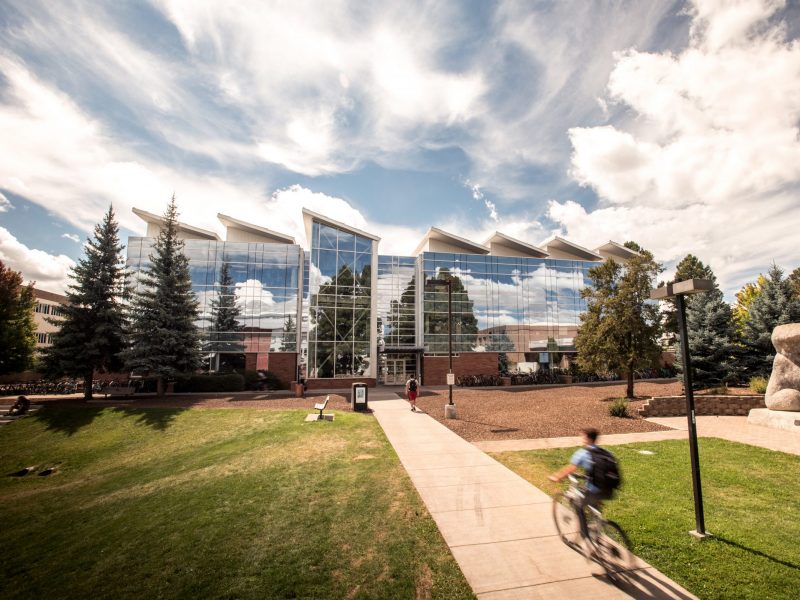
(128, 208, 632, 387)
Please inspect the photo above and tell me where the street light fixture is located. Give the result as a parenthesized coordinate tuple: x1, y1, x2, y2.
(650, 278, 713, 539)
(428, 278, 456, 419)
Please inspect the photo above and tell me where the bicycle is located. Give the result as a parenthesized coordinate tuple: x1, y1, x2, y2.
(552, 474, 633, 579)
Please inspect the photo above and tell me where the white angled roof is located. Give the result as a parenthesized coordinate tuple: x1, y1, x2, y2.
(302, 208, 380, 248)
(484, 232, 549, 258)
(217, 213, 295, 244)
(540, 236, 603, 261)
(413, 227, 490, 256)
(593, 241, 640, 262)
(132, 207, 221, 241)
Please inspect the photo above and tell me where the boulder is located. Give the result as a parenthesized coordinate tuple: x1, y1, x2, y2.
(765, 323, 800, 411)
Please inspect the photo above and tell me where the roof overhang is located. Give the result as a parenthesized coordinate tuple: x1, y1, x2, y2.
(133, 207, 221, 241)
(217, 213, 295, 244)
(302, 208, 380, 249)
(413, 227, 490, 256)
(541, 236, 603, 261)
(594, 241, 640, 262)
(484, 232, 549, 258)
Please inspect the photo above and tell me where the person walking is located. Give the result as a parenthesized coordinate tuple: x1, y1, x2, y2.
(405, 374, 420, 411)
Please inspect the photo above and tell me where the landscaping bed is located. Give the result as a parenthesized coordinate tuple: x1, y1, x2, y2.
(414, 380, 684, 441)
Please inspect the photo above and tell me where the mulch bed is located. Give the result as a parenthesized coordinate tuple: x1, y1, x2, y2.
(413, 381, 684, 441)
(6, 381, 689, 442)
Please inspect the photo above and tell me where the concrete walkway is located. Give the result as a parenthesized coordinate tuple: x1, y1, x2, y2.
(370, 396, 696, 599)
(474, 415, 800, 455)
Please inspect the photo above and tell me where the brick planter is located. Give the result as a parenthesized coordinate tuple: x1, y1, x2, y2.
(639, 395, 766, 418)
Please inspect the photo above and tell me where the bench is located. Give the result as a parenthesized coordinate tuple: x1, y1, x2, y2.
(314, 395, 330, 420)
(103, 385, 136, 398)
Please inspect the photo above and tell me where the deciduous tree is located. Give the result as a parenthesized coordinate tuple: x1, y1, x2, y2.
(0, 261, 36, 375)
(575, 242, 662, 398)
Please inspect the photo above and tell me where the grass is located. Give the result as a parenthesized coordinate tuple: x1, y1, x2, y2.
(492, 439, 800, 600)
(0, 407, 474, 599)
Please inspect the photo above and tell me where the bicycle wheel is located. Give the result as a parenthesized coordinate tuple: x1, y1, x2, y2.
(552, 492, 584, 551)
(592, 519, 633, 575)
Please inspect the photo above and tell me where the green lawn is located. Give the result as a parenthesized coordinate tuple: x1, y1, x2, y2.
(492, 439, 800, 600)
(0, 407, 474, 599)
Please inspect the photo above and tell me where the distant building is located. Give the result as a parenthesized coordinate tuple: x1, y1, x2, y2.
(128, 208, 640, 388)
(33, 288, 68, 349)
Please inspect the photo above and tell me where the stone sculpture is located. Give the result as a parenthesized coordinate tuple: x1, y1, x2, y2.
(765, 323, 800, 411)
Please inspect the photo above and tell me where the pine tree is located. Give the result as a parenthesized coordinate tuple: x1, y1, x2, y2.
(673, 265, 738, 388)
(575, 242, 662, 398)
(662, 254, 715, 338)
(740, 264, 800, 377)
(43, 206, 127, 399)
(789, 267, 800, 301)
(123, 196, 202, 395)
(208, 262, 244, 354)
(732, 276, 766, 338)
(0, 261, 36, 375)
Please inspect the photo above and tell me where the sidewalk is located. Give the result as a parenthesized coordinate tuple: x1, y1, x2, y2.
(370, 397, 696, 599)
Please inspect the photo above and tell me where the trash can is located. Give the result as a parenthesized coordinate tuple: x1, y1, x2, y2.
(351, 382, 368, 412)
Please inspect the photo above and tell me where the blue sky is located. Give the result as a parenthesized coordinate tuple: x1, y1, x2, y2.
(1, 0, 799, 299)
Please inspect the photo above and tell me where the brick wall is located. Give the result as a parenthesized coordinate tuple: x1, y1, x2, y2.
(422, 352, 499, 386)
(639, 395, 766, 417)
(265, 353, 298, 390)
(304, 377, 377, 390)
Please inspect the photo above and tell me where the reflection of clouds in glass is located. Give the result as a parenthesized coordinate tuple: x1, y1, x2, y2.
(234, 278, 298, 329)
(376, 265, 415, 318)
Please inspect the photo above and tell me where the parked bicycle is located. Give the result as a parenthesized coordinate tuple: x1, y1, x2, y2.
(552, 474, 633, 580)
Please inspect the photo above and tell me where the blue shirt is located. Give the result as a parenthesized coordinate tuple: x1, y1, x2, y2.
(570, 445, 600, 494)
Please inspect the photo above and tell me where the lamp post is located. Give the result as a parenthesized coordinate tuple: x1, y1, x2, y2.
(429, 278, 456, 418)
(650, 278, 713, 539)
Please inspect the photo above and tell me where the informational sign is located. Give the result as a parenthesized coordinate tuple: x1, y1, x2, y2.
(540, 352, 549, 364)
(355, 387, 366, 404)
(446, 373, 455, 386)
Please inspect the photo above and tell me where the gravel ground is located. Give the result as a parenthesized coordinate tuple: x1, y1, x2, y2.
(411, 380, 685, 442)
(4, 380, 688, 442)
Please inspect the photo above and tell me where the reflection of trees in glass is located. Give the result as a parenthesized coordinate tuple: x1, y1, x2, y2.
(209, 262, 244, 353)
(310, 263, 371, 377)
(282, 314, 296, 351)
(386, 275, 416, 347)
(546, 337, 561, 368)
(486, 332, 515, 352)
(424, 268, 478, 353)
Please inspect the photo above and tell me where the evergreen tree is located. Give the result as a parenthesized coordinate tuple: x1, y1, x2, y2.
(662, 254, 715, 338)
(208, 262, 244, 354)
(43, 206, 127, 399)
(575, 242, 662, 398)
(0, 261, 36, 375)
(123, 196, 202, 395)
(673, 264, 738, 388)
(740, 264, 800, 377)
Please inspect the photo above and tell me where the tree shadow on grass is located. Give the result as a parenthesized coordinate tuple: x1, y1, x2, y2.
(714, 535, 800, 571)
(34, 406, 184, 435)
(114, 407, 183, 431)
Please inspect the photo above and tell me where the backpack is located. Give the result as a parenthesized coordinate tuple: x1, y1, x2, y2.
(408, 379, 418, 392)
(588, 446, 621, 496)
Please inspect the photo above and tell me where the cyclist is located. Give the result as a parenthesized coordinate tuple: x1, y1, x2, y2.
(548, 428, 615, 538)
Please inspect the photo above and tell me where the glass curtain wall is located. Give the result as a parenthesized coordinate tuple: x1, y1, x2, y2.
(376, 256, 417, 384)
(307, 223, 373, 378)
(420, 252, 593, 367)
(126, 238, 302, 370)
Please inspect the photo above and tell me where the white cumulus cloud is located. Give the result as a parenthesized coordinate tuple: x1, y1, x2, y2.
(562, 0, 800, 297)
(0, 227, 75, 293)
(0, 192, 11, 212)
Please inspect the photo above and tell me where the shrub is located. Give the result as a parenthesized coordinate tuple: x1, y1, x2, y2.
(749, 376, 768, 394)
(256, 370, 282, 391)
(241, 370, 260, 390)
(173, 373, 245, 393)
(608, 398, 630, 418)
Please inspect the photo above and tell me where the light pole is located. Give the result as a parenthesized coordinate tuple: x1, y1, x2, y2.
(650, 278, 713, 539)
(429, 278, 456, 418)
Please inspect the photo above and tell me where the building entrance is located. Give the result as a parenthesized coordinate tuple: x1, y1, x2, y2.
(384, 359, 409, 385)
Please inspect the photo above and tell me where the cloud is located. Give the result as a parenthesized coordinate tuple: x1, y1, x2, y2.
(0, 227, 75, 293)
(562, 0, 800, 297)
(62, 233, 81, 243)
(0, 192, 11, 212)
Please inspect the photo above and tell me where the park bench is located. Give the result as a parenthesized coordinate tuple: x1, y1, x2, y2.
(314, 395, 330, 420)
(103, 384, 136, 398)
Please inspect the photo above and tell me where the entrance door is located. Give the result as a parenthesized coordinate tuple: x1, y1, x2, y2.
(385, 359, 407, 385)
